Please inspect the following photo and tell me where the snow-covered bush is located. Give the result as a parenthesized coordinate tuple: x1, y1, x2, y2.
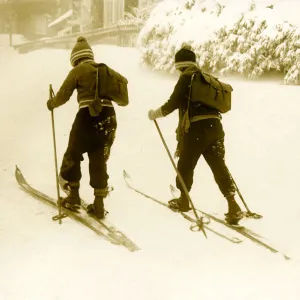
(118, 3, 157, 27)
(137, 0, 300, 84)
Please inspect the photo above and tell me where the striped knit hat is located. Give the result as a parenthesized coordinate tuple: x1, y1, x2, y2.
(175, 45, 197, 70)
(70, 36, 94, 67)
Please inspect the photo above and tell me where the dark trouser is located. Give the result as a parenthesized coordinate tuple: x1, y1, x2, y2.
(176, 118, 235, 198)
(60, 107, 116, 190)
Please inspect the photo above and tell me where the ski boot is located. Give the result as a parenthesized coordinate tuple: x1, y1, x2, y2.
(225, 195, 244, 225)
(58, 181, 81, 212)
(168, 195, 191, 212)
(87, 188, 108, 219)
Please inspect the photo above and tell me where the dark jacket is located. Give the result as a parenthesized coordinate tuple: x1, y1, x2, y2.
(51, 61, 118, 109)
(160, 65, 221, 141)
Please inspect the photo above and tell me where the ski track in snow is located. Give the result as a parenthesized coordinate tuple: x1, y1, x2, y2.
(0, 44, 300, 300)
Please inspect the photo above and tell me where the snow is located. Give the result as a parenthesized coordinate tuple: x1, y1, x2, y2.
(1, 44, 300, 300)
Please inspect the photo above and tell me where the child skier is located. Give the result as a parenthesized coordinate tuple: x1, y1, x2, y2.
(47, 36, 128, 219)
(148, 46, 244, 225)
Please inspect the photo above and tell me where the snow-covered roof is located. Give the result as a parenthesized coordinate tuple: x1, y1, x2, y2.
(48, 9, 73, 28)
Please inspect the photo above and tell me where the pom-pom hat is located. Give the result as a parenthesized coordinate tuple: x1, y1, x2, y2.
(175, 44, 197, 70)
(70, 36, 94, 67)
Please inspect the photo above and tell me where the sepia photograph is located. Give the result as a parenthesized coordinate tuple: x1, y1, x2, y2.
(0, 0, 299, 299)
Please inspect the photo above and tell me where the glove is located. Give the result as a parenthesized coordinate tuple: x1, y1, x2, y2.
(148, 108, 163, 121)
(47, 99, 54, 111)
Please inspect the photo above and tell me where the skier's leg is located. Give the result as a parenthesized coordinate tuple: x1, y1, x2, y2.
(86, 147, 109, 218)
(60, 151, 82, 183)
(203, 138, 235, 197)
(87, 116, 116, 219)
(169, 130, 204, 211)
(203, 138, 243, 224)
(59, 112, 86, 206)
(88, 147, 108, 190)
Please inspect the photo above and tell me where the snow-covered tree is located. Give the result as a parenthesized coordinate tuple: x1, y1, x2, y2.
(137, 0, 300, 84)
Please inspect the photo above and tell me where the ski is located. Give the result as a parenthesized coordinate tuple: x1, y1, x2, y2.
(123, 170, 242, 244)
(169, 185, 264, 238)
(195, 208, 290, 259)
(15, 165, 139, 252)
(81, 200, 140, 252)
(15, 165, 115, 243)
(123, 170, 291, 260)
(59, 176, 140, 252)
(168, 184, 290, 260)
(59, 183, 140, 252)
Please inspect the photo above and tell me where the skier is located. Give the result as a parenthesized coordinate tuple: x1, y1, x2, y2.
(47, 36, 127, 219)
(148, 46, 244, 225)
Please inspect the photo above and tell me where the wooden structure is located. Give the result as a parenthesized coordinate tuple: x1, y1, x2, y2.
(0, 0, 56, 41)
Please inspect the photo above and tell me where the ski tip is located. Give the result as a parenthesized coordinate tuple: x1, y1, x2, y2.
(15, 165, 21, 176)
(123, 170, 131, 180)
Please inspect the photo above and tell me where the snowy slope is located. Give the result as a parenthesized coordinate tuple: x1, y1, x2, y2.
(0, 44, 300, 300)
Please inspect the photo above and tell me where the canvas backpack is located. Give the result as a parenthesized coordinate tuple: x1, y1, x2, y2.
(89, 63, 129, 116)
(185, 69, 233, 113)
(97, 63, 129, 106)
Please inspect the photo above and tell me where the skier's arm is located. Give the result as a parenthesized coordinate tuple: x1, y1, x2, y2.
(148, 75, 190, 120)
(148, 74, 190, 120)
(50, 70, 77, 108)
(160, 74, 190, 116)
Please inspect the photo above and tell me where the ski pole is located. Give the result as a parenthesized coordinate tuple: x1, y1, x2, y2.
(153, 120, 208, 237)
(49, 84, 65, 224)
(227, 168, 262, 219)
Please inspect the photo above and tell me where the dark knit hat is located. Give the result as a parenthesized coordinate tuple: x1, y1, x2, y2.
(175, 44, 197, 69)
(70, 36, 94, 67)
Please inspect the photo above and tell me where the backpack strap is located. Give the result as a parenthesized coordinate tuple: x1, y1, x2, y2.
(88, 67, 102, 116)
(181, 72, 197, 133)
(95, 67, 99, 100)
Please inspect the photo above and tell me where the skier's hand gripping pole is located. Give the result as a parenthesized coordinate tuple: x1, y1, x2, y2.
(153, 120, 208, 237)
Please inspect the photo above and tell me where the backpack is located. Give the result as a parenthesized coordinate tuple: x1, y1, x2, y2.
(88, 63, 129, 116)
(185, 69, 233, 113)
(97, 63, 129, 107)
